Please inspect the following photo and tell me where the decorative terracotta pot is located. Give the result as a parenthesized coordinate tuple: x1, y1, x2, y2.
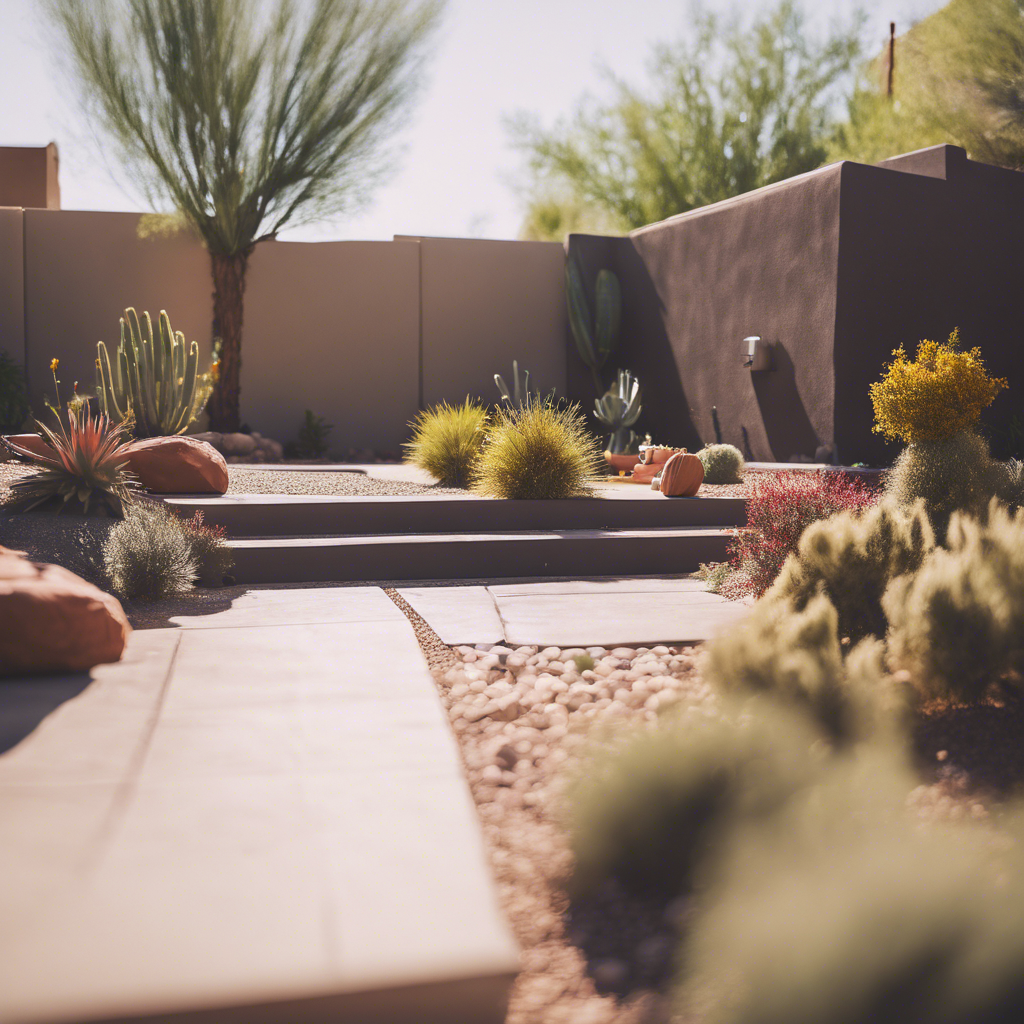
(640, 446, 682, 466)
(604, 451, 640, 473)
(660, 449, 704, 497)
(630, 463, 661, 484)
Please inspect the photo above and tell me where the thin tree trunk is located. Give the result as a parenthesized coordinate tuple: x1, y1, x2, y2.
(208, 249, 250, 433)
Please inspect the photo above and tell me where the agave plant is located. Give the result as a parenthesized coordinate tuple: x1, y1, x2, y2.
(594, 370, 642, 454)
(1, 363, 139, 516)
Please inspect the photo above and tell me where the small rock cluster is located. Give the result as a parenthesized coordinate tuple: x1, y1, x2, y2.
(191, 430, 283, 463)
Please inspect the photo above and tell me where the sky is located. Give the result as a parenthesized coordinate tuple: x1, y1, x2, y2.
(1, 0, 947, 242)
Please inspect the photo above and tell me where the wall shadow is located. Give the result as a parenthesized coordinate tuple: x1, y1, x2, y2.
(0, 674, 91, 755)
(751, 342, 819, 460)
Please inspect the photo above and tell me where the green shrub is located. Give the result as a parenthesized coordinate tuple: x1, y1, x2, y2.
(697, 443, 745, 483)
(0, 351, 29, 433)
(884, 430, 1004, 538)
(676, 746, 1021, 1024)
(473, 399, 602, 499)
(884, 501, 1024, 703)
(566, 700, 824, 901)
(103, 504, 198, 600)
(287, 409, 333, 459)
(404, 398, 488, 488)
(705, 592, 906, 745)
(768, 499, 934, 643)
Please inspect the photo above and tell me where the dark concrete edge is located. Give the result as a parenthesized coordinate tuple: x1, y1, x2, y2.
(72, 970, 518, 1024)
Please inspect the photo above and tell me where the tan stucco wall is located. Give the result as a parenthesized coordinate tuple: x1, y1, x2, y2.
(0, 146, 60, 210)
(22, 210, 211, 417)
(243, 240, 421, 453)
(0, 209, 25, 367)
(399, 236, 568, 409)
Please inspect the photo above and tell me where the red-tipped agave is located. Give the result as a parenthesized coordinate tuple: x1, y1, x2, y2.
(1, 407, 140, 516)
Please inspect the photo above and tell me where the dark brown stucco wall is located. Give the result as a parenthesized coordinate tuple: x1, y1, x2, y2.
(834, 157, 1024, 465)
(566, 163, 843, 461)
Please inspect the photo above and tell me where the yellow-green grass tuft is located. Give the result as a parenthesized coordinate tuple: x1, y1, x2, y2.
(473, 400, 603, 499)
(403, 399, 489, 488)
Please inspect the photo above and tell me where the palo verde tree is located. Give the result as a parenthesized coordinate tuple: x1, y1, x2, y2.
(509, 0, 861, 237)
(47, 0, 443, 431)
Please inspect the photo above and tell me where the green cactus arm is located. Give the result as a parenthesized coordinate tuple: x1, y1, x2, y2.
(129, 312, 158, 422)
(168, 340, 200, 434)
(565, 259, 598, 369)
(155, 311, 176, 431)
(594, 270, 621, 367)
(494, 373, 511, 402)
(95, 341, 129, 422)
(121, 310, 151, 433)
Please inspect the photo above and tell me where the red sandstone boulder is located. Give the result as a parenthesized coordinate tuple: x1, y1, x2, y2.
(0, 550, 131, 676)
(124, 436, 229, 494)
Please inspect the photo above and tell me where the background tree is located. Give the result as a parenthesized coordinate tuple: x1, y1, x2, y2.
(48, 0, 443, 432)
(831, 0, 1024, 170)
(508, 0, 862, 237)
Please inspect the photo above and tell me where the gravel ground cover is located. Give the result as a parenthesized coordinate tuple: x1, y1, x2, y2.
(383, 590, 1014, 1024)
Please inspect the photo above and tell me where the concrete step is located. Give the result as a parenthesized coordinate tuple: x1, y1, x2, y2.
(227, 527, 734, 584)
(162, 494, 747, 538)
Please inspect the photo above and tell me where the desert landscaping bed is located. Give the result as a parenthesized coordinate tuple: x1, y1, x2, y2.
(385, 590, 1013, 1024)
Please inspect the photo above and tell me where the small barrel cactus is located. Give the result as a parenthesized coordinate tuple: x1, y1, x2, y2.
(697, 443, 745, 484)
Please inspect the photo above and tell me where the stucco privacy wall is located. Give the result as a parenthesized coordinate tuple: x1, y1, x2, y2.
(399, 235, 568, 409)
(566, 163, 843, 462)
(0, 209, 25, 371)
(243, 240, 420, 451)
(22, 210, 212, 418)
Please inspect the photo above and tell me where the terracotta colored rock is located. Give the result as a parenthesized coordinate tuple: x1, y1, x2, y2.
(630, 463, 661, 484)
(0, 551, 131, 675)
(124, 435, 229, 494)
(2, 433, 54, 460)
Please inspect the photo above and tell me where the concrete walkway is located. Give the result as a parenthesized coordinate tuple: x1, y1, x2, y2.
(399, 577, 751, 647)
(0, 588, 518, 1024)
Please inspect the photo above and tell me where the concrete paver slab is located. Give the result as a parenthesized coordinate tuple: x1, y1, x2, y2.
(493, 590, 750, 646)
(488, 577, 711, 597)
(398, 587, 505, 645)
(0, 589, 517, 1024)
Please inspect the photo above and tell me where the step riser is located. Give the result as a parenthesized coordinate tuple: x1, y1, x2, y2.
(228, 533, 733, 584)
(164, 496, 747, 537)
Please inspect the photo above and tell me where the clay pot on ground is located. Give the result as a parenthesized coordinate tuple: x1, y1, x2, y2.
(0, 548, 131, 675)
(123, 436, 229, 494)
(604, 452, 639, 473)
(639, 446, 682, 466)
(659, 450, 704, 497)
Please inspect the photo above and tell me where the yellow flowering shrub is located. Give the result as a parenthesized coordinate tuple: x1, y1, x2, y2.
(870, 329, 1007, 444)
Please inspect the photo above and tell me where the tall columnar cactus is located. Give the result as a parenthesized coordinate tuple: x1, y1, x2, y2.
(565, 257, 622, 394)
(494, 360, 540, 408)
(594, 369, 642, 454)
(95, 308, 205, 437)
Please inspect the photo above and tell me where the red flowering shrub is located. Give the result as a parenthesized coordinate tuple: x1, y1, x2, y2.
(721, 472, 878, 598)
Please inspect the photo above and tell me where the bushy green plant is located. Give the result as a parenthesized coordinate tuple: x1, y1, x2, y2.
(1, 361, 140, 516)
(567, 700, 824, 901)
(768, 499, 935, 642)
(290, 409, 333, 459)
(697, 444, 745, 483)
(404, 399, 488, 488)
(884, 429, 1006, 537)
(473, 399, 602, 499)
(884, 501, 1024, 703)
(0, 351, 29, 433)
(676, 745, 1023, 1024)
(103, 504, 198, 600)
(96, 308, 215, 437)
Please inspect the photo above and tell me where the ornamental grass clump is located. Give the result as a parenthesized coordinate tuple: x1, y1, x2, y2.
(697, 443, 745, 484)
(473, 399, 603, 499)
(403, 399, 488, 488)
(180, 510, 234, 587)
(103, 504, 198, 600)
